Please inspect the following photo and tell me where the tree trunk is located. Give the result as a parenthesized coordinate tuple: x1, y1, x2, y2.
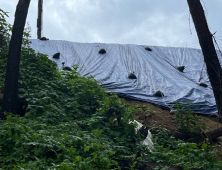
(0, 0, 31, 119)
(187, 0, 222, 117)
(37, 0, 43, 39)
(186, 127, 222, 143)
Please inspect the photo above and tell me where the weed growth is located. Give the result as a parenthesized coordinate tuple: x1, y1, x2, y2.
(174, 102, 206, 137)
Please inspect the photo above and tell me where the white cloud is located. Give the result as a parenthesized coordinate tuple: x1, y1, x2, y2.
(0, 0, 221, 49)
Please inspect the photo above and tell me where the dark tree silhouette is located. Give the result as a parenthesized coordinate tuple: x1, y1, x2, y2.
(1, 0, 31, 119)
(37, 0, 43, 39)
(187, 0, 222, 117)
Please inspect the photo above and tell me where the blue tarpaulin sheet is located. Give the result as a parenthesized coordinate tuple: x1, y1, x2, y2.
(30, 39, 221, 116)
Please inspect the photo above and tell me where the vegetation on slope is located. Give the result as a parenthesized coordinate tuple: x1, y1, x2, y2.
(0, 8, 222, 170)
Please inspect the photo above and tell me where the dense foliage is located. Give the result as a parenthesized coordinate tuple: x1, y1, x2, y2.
(0, 8, 222, 170)
(145, 128, 221, 170)
(175, 102, 206, 137)
(0, 8, 10, 91)
(0, 8, 10, 50)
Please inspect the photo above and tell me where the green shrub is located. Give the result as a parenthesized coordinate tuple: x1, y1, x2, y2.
(174, 102, 206, 137)
(144, 128, 222, 170)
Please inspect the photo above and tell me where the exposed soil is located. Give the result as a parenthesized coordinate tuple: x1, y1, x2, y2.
(121, 98, 222, 162)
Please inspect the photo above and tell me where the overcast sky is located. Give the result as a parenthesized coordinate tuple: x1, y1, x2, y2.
(1, 0, 222, 49)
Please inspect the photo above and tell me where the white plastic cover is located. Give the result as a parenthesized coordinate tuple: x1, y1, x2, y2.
(131, 120, 154, 150)
(30, 39, 221, 116)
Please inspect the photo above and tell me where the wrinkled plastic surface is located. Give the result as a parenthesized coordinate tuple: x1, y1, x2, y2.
(30, 39, 221, 116)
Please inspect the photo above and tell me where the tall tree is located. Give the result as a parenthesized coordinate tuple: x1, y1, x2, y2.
(187, 0, 222, 117)
(1, 0, 31, 119)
